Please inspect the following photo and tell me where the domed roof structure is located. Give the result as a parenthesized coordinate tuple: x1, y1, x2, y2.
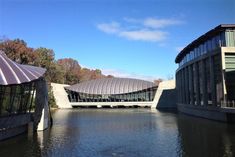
(0, 50, 46, 85)
(65, 77, 156, 95)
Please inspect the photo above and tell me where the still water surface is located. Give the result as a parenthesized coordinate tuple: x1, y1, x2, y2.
(1, 109, 235, 157)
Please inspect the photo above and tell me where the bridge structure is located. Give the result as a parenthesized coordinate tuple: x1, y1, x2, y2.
(51, 79, 176, 109)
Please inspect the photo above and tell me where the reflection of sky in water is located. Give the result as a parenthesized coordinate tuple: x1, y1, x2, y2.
(0, 109, 235, 157)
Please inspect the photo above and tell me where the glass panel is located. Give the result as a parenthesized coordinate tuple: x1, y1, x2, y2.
(226, 30, 235, 47)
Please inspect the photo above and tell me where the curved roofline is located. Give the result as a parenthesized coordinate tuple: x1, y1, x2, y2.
(175, 24, 235, 63)
(0, 50, 46, 85)
(65, 77, 157, 95)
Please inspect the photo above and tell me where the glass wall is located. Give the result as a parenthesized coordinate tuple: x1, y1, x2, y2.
(176, 29, 235, 107)
(67, 87, 157, 103)
(178, 31, 230, 67)
(0, 82, 36, 117)
(225, 30, 235, 47)
(176, 53, 225, 107)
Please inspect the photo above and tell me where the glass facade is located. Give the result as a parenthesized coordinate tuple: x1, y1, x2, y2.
(176, 27, 235, 108)
(176, 54, 223, 107)
(0, 82, 36, 117)
(178, 29, 235, 67)
(67, 87, 157, 103)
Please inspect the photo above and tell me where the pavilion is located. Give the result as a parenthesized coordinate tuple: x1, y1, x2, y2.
(0, 50, 49, 140)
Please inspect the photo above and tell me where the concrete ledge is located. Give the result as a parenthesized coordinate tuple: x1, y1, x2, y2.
(0, 114, 32, 129)
(0, 114, 32, 141)
(71, 101, 154, 108)
(177, 103, 228, 122)
(0, 125, 28, 141)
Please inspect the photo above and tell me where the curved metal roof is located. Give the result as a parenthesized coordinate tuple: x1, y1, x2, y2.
(0, 50, 46, 85)
(175, 24, 235, 63)
(66, 77, 156, 95)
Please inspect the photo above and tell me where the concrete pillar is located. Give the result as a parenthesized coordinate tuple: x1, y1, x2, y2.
(34, 79, 50, 131)
(221, 51, 227, 106)
(195, 62, 200, 105)
(182, 69, 185, 104)
(179, 71, 182, 103)
(210, 56, 216, 106)
(176, 72, 180, 103)
(185, 67, 189, 104)
(202, 60, 208, 106)
(182, 68, 186, 104)
(189, 65, 194, 105)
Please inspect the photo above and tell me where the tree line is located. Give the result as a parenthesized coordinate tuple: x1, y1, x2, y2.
(0, 38, 113, 85)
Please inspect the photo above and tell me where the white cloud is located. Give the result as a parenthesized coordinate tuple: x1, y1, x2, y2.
(143, 18, 183, 28)
(102, 69, 159, 82)
(96, 22, 120, 34)
(119, 29, 167, 42)
(96, 17, 183, 42)
(97, 22, 167, 42)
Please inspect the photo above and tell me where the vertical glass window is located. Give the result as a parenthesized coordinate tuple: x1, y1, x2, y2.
(216, 35, 221, 47)
(193, 48, 197, 58)
(211, 36, 216, 50)
(207, 39, 212, 52)
(196, 47, 200, 57)
(220, 32, 226, 47)
(199, 44, 203, 55)
(225, 30, 235, 47)
(203, 42, 207, 54)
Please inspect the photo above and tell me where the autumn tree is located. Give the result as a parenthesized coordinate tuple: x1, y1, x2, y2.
(0, 39, 36, 64)
(57, 58, 81, 84)
(34, 47, 65, 83)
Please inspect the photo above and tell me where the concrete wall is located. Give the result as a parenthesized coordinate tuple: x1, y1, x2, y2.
(34, 79, 50, 131)
(51, 83, 72, 109)
(151, 80, 177, 109)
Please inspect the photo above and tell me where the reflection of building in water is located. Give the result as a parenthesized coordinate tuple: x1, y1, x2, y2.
(0, 50, 48, 140)
(177, 114, 235, 157)
(175, 24, 235, 122)
(65, 78, 158, 108)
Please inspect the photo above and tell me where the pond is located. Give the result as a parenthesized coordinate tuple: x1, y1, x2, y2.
(0, 109, 235, 157)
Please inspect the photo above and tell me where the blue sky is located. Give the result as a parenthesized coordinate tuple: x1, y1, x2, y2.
(0, 0, 235, 81)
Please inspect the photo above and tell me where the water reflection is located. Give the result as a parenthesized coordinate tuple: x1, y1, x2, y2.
(177, 114, 235, 157)
(0, 109, 235, 157)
